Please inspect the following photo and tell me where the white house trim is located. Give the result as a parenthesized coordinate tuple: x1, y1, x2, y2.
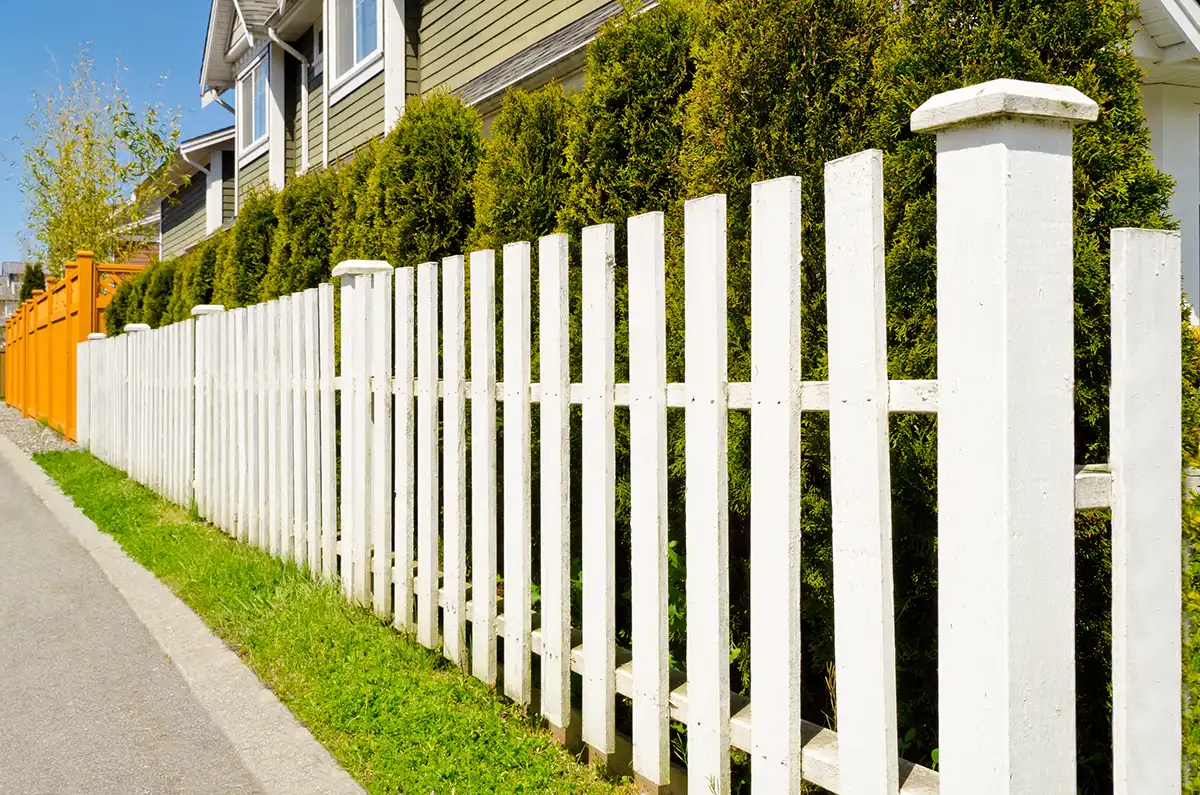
(269, 43, 286, 189)
(207, 151, 226, 235)
(383, 0, 406, 131)
(328, 49, 384, 106)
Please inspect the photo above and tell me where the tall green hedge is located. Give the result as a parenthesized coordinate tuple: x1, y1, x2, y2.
(331, 140, 380, 264)
(213, 189, 277, 307)
(261, 167, 338, 300)
(141, 260, 176, 328)
(368, 91, 481, 269)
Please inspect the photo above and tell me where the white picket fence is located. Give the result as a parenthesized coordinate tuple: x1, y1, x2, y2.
(74, 80, 1184, 795)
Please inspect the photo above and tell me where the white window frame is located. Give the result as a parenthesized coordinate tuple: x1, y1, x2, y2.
(328, 0, 384, 106)
(238, 53, 270, 164)
(312, 20, 325, 77)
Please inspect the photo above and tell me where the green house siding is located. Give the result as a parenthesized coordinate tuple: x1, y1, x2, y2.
(239, 152, 270, 205)
(418, 0, 609, 94)
(407, 3, 420, 101)
(222, 151, 235, 224)
(328, 70, 384, 162)
(309, 68, 325, 166)
(285, 54, 300, 176)
(161, 175, 207, 258)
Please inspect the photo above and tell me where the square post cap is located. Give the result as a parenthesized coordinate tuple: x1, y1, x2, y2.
(124, 323, 151, 332)
(191, 304, 226, 316)
(332, 259, 394, 277)
(86, 333, 107, 340)
(911, 79, 1098, 133)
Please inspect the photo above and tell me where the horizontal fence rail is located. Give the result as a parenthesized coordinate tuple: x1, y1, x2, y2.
(73, 80, 1183, 795)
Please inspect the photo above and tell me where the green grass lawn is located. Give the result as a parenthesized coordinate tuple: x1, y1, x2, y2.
(37, 449, 635, 795)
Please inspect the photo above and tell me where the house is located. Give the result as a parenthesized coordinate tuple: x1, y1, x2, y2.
(148, 127, 237, 261)
(197, 0, 623, 207)
(178, 0, 1200, 315)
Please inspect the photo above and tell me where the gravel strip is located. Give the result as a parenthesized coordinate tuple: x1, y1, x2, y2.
(0, 403, 79, 455)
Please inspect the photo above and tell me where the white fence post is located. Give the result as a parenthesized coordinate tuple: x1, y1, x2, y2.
(912, 79, 1098, 794)
(1111, 228, 1182, 795)
(749, 176, 804, 794)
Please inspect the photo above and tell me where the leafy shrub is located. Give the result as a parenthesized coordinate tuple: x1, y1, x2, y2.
(140, 260, 177, 328)
(331, 139, 381, 264)
(472, 82, 575, 250)
(367, 91, 481, 269)
(263, 167, 338, 300)
(212, 189, 277, 308)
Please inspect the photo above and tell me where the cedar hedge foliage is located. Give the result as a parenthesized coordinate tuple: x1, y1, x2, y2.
(102, 1, 1200, 789)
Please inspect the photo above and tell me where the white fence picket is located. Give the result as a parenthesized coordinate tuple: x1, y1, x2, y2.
(371, 270, 394, 618)
(825, 152, 899, 795)
(318, 283, 337, 580)
(267, 299, 281, 558)
(538, 232, 572, 739)
(247, 305, 262, 549)
(748, 176, 805, 794)
(394, 267, 416, 630)
(292, 294, 308, 568)
(279, 295, 295, 561)
(470, 249, 499, 686)
(236, 309, 249, 542)
(305, 289, 321, 574)
(502, 241, 533, 706)
(582, 223, 617, 757)
(684, 193, 731, 795)
(628, 211, 670, 786)
(442, 255, 467, 668)
(416, 260, 440, 648)
(1111, 228, 1182, 795)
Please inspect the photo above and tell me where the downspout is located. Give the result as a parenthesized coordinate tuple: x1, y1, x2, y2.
(180, 151, 211, 177)
(267, 26, 310, 67)
(204, 89, 236, 115)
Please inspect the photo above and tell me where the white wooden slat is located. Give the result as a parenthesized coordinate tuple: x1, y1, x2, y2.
(236, 310, 250, 542)
(442, 255, 467, 668)
(502, 241, 533, 706)
(257, 304, 270, 550)
(222, 313, 233, 531)
(291, 294, 307, 569)
(824, 152, 899, 795)
(628, 211, 670, 785)
(267, 300, 281, 558)
(318, 283, 337, 580)
(538, 233, 572, 737)
(187, 320, 195, 508)
(338, 279, 356, 598)
(352, 277, 372, 604)
(195, 319, 206, 517)
(684, 193, 731, 794)
(279, 296, 296, 561)
(470, 250, 498, 685)
(394, 267, 416, 630)
(1111, 228, 1182, 795)
(305, 290, 321, 574)
(582, 224, 617, 756)
(371, 270, 394, 618)
(416, 260, 441, 647)
(246, 307, 261, 549)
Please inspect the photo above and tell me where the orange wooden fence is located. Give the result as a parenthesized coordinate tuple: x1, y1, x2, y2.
(4, 252, 145, 441)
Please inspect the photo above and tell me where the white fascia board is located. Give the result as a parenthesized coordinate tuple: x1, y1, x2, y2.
(1157, 0, 1200, 53)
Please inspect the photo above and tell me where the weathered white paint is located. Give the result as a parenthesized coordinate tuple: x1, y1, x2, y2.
(627, 211, 670, 786)
(370, 270, 394, 618)
(470, 249, 498, 686)
(1141, 83, 1200, 322)
(393, 267, 416, 631)
(685, 193, 731, 794)
(538, 233, 572, 737)
(749, 176, 805, 795)
(1111, 228, 1182, 795)
(318, 284, 337, 580)
(825, 152, 899, 795)
(416, 260, 440, 647)
(582, 223, 617, 756)
(502, 241, 533, 705)
(914, 79, 1095, 794)
(442, 256, 467, 668)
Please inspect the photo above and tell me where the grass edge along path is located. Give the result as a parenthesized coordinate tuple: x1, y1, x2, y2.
(36, 450, 635, 795)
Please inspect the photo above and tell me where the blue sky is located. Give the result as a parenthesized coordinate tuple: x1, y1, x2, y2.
(0, 1, 231, 263)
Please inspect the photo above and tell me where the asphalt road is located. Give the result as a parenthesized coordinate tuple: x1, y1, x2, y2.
(0, 451, 263, 795)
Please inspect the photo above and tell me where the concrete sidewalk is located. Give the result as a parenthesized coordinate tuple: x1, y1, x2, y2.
(0, 438, 365, 795)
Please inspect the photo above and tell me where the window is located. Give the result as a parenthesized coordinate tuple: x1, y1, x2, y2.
(312, 23, 325, 76)
(240, 57, 268, 151)
(333, 0, 380, 80)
